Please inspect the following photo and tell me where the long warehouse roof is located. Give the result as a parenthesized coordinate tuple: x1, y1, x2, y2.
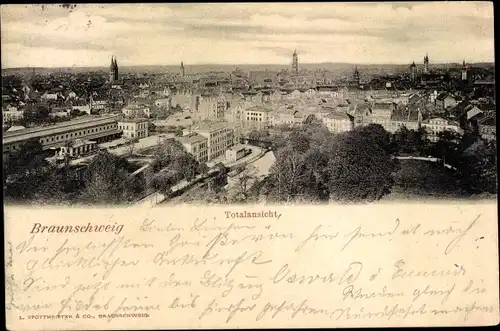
(3, 115, 120, 145)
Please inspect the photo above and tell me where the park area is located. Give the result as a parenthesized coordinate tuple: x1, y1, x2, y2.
(384, 159, 465, 200)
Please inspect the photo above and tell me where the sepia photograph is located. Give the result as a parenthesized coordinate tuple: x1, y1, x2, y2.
(2, 2, 496, 207)
(3, 2, 499, 330)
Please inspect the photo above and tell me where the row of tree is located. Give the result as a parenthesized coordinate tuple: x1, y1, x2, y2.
(261, 120, 399, 203)
(246, 119, 496, 203)
(3, 140, 142, 205)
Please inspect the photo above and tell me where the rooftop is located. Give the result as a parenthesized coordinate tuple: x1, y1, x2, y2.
(228, 144, 246, 152)
(118, 118, 149, 124)
(246, 105, 273, 113)
(3, 115, 119, 145)
(177, 133, 207, 145)
(325, 112, 353, 120)
(194, 121, 229, 132)
(391, 109, 420, 122)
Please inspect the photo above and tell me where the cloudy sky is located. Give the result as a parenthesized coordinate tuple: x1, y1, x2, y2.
(0, 2, 494, 68)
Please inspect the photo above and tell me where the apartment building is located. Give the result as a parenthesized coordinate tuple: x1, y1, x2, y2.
(2, 107, 24, 125)
(193, 121, 234, 161)
(122, 103, 151, 118)
(322, 112, 354, 133)
(244, 105, 272, 130)
(422, 117, 463, 142)
(177, 133, 209, 163)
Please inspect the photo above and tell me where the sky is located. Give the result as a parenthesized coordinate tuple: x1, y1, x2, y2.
(0, 2, 495, 68)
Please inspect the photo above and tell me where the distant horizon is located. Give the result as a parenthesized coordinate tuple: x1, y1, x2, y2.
(1, 3, 494, 68)
(2, 60, 495, 71)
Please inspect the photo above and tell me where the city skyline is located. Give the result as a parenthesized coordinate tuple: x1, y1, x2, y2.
(1, 2, 495, 68)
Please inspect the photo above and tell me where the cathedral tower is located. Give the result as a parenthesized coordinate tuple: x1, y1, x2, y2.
(353, 66, 360, 86)
(109, 56, 119, 83)
(423, 53, 429, 74)
(109, 56, 115, 83)
(461, 60, 468, 81)
(410, 61, 417, 81)
(292, 50, 299, 75)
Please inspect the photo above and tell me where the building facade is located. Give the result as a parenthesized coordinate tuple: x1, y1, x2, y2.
(244, 105, 272, 130)
(3, 115, 122, 154)
(322, 112, 354, 133)
(122, 104, 151, 118)
(177, 133, 209, 163)
(58, 139, 97, 158)
(2, 107, 24, 125)
(193, 121, 234, 161)
(118, 118, 149, 139)
(225, 144, 247, 163)
(422, 117, 463, 142)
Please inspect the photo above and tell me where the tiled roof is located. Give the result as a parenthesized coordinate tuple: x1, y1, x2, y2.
(246, 105, 273, 113)
(325, 112, 352, 120)
(177, 133, 207, 145)
(194, 121, 229, 132)
(390, 109, 419, 122)
(3, 115, 120, 144)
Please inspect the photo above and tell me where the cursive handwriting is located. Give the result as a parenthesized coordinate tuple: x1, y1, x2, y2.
(4, 208, 497, 327)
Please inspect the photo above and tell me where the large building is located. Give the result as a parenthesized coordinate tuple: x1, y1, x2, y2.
(2, 106, 24, 125)
(122, 103, 151, 118)
(177, 133, 209, 163)
(197, 94, 229, 120)
(193, 121, 234, 161)
(422, 117, 463, 142)
(3, 115, 122, 154)
(322, 112, 354, 133)
(117, 118, 149, 139)
(244, 105, 272, 130)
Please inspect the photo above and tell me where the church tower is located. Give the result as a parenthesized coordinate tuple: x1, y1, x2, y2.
(181, 61, 185, 77)
(109, 56, 115, 83)
(423, 53, 429, 74)
(113, 57, 119, 81)
(410, 61, 417, 81)
(109, 56, 119, 83)
(461, 60, 468, 81)
(353, 66, 360, 86)
(292, 50, 299, 75)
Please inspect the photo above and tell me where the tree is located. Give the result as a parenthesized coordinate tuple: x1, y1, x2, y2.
(208, 162, 228, 193)
(80, 151, 135, 204)
(197, 162, 209, 177)
(431, 130, 462, 166)
(236, 166, 258, 200)
(126, 137, 139, 156)
(288, 130, 310, 154)
(24, 103, 50, 123)
(326, 125, 398, 202)
(267, 145, 310, 202)
(456, 139, 497, 194)
(172, 153, 199, 181)
(150, 171, 176, 194)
